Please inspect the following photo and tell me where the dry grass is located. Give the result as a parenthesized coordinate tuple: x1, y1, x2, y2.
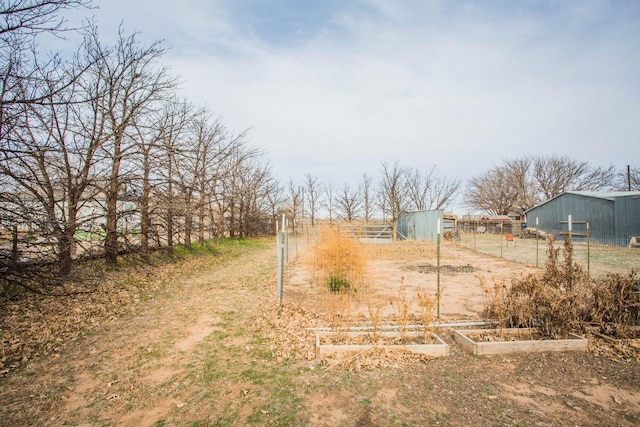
(460, 232, 638, 278)
(364, 240, 437, 261)
(312, 225, 367, 294)
(306, 226, 369, 333)
(415, 287, 436, 339)
(391, 277, 411, 338)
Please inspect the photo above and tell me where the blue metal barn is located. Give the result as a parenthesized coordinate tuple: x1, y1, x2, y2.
(524, 191, 640, 246)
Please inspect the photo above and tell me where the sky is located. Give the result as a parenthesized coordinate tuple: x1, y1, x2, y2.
(52, 0, 640, 212)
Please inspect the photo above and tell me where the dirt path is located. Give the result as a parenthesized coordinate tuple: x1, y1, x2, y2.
(0, 241, 279, 426)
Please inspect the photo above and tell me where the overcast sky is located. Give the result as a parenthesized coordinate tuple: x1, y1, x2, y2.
(56, 0, 640, 210)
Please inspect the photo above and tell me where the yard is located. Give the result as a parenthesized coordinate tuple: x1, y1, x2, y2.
(457, 231, 639, 278)
(0, 233, 639, 426)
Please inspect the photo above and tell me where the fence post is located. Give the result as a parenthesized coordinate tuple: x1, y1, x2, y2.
(436, 218, 441, 320)
(586, 222, 590, 276)
(276, 231, 285, 312)
(536, 217, 540, 268)
(473, 221, 477, 251)
(500, 223, 503, 258)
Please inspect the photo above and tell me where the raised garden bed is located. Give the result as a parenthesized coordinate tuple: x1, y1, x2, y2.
(453, 328, 588, 355)
(316, 330, 449, 358)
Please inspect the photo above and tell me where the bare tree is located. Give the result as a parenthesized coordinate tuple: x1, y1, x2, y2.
(631, 167, 640, 191)
(618, 165, 640, 191)
(378, 160, 410, 240)
(0, 18, 100, 275)
(533, 155, 617, 200)
(466, 158, 536, 215)
(323, 182, 334, 223)
(201, 127, 252, 240)
(405, 167, 427, 211)
(229, 158, 275, 237)
(130, 97, 191, 253)
(175, 109, 211, 249)
(361, 173, 374, 223)
(1, 0, 90, 142)
(0, 62, 100, 274)
(466, 155, 619, 215)
(505, 157, 537, 213)
(404, 165, 459, 211)
(466, 156, 618, 215)
(286, 178, 303, 229)
(0, 1, 89, 37)
(304, 173, 321, 226)
(428, 167, 460, 210)
(264, 179, 285, 233)
(152, 99, 192, 253)
(334, 183, 363, 222)
(83, 25, 175, 264)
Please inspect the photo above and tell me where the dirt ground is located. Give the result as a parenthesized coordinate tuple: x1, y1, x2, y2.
(285, 239, 540, 322)
(1, 237, 639, 426)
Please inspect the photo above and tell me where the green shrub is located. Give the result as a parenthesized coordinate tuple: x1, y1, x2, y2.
(328, 274, 351, 293)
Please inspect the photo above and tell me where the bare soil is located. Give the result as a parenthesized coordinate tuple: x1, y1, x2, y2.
(285, 240, 540, 321)
(1, 237, 639, 426)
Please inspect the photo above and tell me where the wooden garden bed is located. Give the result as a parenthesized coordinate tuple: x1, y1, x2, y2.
(316, 330, 449, 358)
(452, 328, 588, 355)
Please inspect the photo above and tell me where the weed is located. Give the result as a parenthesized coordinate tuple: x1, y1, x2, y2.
(481, 277, 508, 337)
(326, 292, 353, 336)
(366, 301, 384, 340)
(624, 413, 640, 424)
(392, 276, 410, 339)
(415, 287, 436, 340)
(328, 274, 351, 293)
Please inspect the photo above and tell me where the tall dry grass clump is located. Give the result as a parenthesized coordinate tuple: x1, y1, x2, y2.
(313, 226, 367, 294)
(483, 235, 640, 338)
(311, 226, 368, 333)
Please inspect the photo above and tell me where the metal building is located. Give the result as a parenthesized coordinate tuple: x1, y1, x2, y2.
(524, 191, 640, 246)
(397, 210, 456, 241)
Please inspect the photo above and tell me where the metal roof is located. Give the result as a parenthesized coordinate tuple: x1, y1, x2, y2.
(525, 191, 640, 214)
(565, 191, 640, 201)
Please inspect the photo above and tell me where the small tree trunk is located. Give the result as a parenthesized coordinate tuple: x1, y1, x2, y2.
(140, 160, 151, 254)
(184, 215, 192, 250)
(11, 225, 19, 265)
(198, 202, 205, 245)
(58, 231, 73, 275)
(105, 133, 123, 265)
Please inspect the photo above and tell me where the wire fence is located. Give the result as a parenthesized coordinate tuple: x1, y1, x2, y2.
(456, 231, 640, 278)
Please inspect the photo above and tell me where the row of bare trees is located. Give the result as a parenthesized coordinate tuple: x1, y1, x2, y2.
(0, 1, 279, 275)
(282, 155, 638, 236)
(282, 161, 461, 237)
(465, 155, 638, 215)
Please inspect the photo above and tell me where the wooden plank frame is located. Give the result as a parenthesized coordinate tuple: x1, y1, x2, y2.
(316, 330, 449, 358)
(452, 328, 588, 355)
